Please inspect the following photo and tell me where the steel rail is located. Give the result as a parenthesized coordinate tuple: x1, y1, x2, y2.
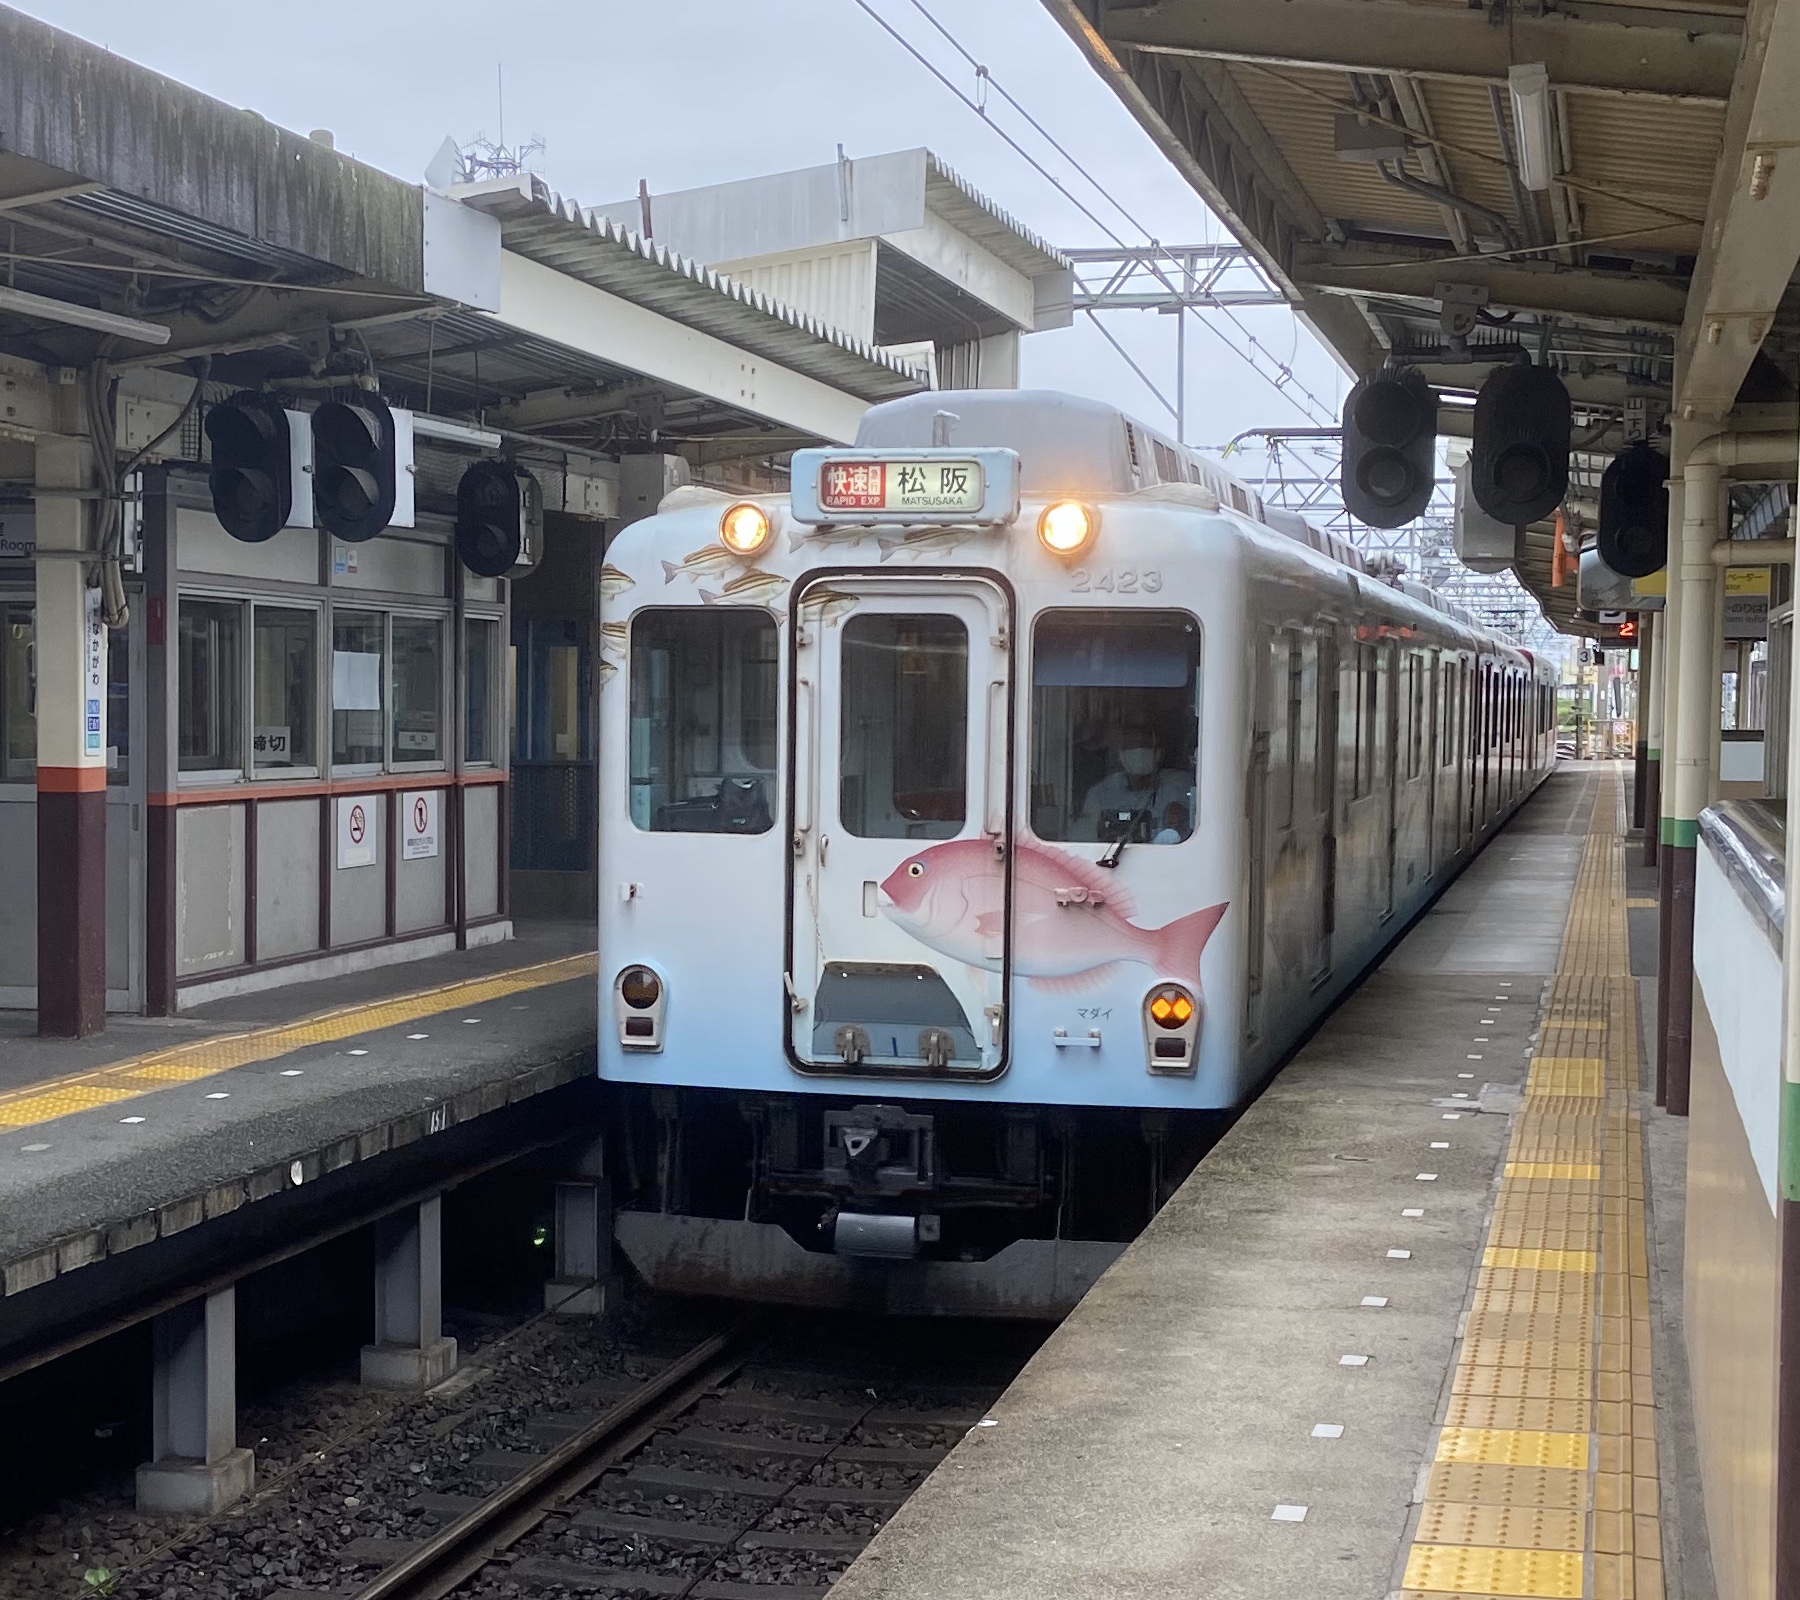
(356, 1321, 758, 1600)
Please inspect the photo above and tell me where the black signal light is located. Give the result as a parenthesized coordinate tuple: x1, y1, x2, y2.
(1341, 365, 1437, 529)
(206, 392, 297, 543)
(312, 395, 398, 543)
(455, 460, 541, 577)
(1596, 442, 1669, 579)
(1471, 364, 1571, 527)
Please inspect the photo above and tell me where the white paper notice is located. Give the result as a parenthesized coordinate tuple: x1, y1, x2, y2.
(332, 650, 382, 711)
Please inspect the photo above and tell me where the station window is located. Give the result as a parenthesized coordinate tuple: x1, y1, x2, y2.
(178, 598, 242, 774)
(331, 610, 384, 768)
(629, 608, 777, 833)
(1030, 609, 1199, 845)
(464, 616, 498, 765)
(2, 602, 34, 781)
(839, 613, 968, 840)
(392, 616, 444, 766)
(251, 605, 317, 771)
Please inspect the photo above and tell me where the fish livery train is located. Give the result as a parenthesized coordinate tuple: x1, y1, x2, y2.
(596, 389, 1555, 1316)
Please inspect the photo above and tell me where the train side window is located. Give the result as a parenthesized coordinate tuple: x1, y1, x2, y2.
(1030, 609, 1200, 845)
(629, 608, 778, 834)
(838, 613, 968, 840)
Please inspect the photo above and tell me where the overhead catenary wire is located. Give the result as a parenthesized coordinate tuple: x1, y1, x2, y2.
(850, 0, 1337, 427)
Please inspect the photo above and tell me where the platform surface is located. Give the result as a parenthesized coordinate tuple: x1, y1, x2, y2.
(833, 767, 1694, 1600)
(0, 920, 597, 1300)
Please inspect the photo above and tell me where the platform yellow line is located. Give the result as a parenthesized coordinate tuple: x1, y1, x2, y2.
(0, 952, 598, 1134)
(1403, 771, 1665, 1599)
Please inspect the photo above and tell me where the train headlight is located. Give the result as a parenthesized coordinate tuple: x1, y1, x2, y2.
(615, 965, 666, 1051)
(1143, 983, 1200, 1075)
(1038, 500, 1095, 556)
(720, 501, 772, 556)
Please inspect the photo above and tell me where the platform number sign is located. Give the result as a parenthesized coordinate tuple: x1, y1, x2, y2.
(403, 789, 440, 861)
(336, 795, 376, 869)
(84, 585, 104, 760)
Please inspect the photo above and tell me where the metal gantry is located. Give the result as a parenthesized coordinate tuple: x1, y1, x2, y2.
(1068, 245, 1558, 650)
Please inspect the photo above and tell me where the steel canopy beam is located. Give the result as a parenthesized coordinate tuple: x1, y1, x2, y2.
(1674, 0, 1800, 421)
(1099, 0, 1739, 106)
(1294, 243, 1690, 331)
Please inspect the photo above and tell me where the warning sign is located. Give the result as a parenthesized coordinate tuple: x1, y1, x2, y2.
(336, 795, 376, 869)
(402, 789, 440, 861)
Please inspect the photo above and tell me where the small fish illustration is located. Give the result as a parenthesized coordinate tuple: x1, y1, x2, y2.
(876, 525, 980, 563)
(878, 839, 1226, 991)
(788, 524, 875, 556)
(596, 657, 618, 687)
(699, 570, 791, 607)
(599, 564, 635, 599)
(800, 587, 859, 625)
(662, 545, 749, 584)
(598, 620, 629, 653)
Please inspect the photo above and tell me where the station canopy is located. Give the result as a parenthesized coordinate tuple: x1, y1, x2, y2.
(1043, 0, 1800, 633)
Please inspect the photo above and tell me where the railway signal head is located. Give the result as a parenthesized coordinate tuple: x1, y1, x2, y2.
(1470, 364, 1571, 528)
(206, 392, 311, 542)
(312, 395, 400, 543)
(1596, 442, 1668, 579)
(1341, 365, 1437, 529)
(455, 459, 542, 577)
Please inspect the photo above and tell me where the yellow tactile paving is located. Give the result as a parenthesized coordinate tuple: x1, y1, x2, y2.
(1403, 1542, 1585, 1598)
(1402, 772, 1664, 1599)
(0, 951, 598, 1133)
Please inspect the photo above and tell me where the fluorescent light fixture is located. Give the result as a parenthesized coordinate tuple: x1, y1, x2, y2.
(1508, 64, 1555, 193)
(409, 412, 502, 450)
(0, 285, 171, 346)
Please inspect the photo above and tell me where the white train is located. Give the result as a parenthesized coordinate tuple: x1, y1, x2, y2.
(596, 390, 1556, 1316)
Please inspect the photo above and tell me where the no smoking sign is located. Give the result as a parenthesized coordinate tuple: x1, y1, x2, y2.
(336, 796, 376, 869)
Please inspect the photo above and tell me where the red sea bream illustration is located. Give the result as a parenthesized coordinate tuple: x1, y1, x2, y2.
(878, 839, 1227, 991)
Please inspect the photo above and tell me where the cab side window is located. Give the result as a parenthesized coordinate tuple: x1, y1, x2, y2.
(1030, 610, 1200, 845)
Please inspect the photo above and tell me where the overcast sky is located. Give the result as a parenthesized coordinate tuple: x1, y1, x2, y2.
(17, 0, 1346, 450)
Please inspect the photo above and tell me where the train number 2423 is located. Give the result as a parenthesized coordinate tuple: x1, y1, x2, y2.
(1070, 567, 1162, 594)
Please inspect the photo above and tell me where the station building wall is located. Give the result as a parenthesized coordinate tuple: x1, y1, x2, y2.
(0, 469, 514, 1016)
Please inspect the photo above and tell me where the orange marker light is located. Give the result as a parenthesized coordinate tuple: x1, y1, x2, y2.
(1149, 987, 1195, 1028)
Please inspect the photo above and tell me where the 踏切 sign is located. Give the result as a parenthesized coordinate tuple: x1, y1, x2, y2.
(402, 789, 440, 861)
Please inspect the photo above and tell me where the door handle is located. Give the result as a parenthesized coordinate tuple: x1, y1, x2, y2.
(793, 677, 815, 835)
(983, 678, 1006, 837)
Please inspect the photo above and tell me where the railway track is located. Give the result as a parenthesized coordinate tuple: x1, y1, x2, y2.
(331, 1315, 1028, 1600)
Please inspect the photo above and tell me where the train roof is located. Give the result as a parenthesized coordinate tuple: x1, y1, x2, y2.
(856, 389, 1505, 648)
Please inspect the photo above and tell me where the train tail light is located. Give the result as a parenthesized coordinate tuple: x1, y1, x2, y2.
(1143, 983, 1200, 1075)
(615, 965, 666, 1051)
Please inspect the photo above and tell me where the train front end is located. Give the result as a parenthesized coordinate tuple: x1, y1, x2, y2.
(597, 396, 1245, 1315)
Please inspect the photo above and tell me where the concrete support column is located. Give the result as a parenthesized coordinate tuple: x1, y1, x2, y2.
(33, 434, 107, 1038)
(545, 1182, 616, 1316)
(360, 1196, 457, 1390)
(1662, 454, 1724, 1119)
(543, 1134, 616, 1316)
(136, 1288, 254, 1514)
(1644, 609, 1664, 869)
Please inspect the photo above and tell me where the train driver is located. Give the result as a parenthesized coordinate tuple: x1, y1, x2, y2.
(1074, 714, 1194, 844)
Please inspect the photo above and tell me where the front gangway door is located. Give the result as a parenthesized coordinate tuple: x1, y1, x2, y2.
(786, 575, 1013, 1079)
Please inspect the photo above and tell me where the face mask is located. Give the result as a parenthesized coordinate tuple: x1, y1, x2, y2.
(1119, 747, 1157, 778)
